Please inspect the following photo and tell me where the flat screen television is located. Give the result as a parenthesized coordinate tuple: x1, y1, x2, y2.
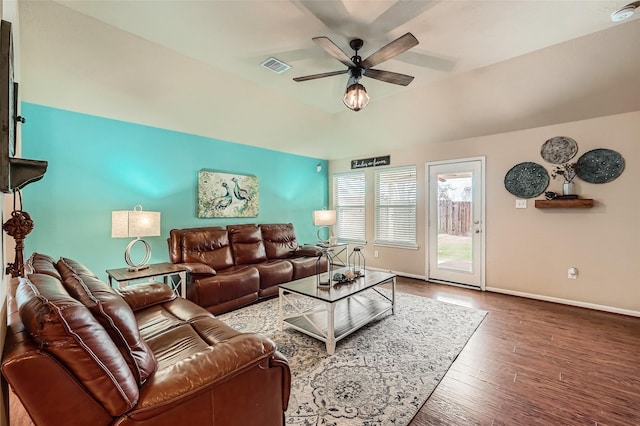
(0, 19, 47, 193)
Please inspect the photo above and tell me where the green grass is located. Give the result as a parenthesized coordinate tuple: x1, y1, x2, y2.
(438, 242, 472, 261)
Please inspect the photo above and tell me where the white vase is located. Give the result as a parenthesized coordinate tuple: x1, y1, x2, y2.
(563, 181, 575, 195)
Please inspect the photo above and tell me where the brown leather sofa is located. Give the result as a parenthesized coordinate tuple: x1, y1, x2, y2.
(168, 223, 325, 314)
(2, 253, 290, 426)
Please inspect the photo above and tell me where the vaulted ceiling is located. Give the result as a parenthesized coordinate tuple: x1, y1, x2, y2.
(17, 1, 640, 160)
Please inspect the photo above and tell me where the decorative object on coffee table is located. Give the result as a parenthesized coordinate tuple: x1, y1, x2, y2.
(540, 136, 578, 164)
(575, 148, 625, 184)
(349, 245, 365, 277)
(504, 161, 549, 198)
(316, 248, 334, 287)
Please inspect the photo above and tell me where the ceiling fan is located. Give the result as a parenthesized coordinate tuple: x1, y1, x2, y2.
(293, 33, 419, 111)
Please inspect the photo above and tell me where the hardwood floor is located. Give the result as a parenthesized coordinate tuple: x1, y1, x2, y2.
(396, 278, 640, 426)
(8, 277, 640, 425)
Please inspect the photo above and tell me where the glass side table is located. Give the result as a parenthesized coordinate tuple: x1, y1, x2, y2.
(309, 242, 349, 266)
(106, 262, 188, 298)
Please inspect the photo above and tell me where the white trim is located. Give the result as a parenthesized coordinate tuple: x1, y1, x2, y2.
(366, 266, 426, 281)
(486, 286, 640, 318)
(425, 156, 486, 290)
(372, 243, 419, 250)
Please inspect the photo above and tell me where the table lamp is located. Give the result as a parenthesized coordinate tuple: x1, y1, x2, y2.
(112, 205, 161, 271)
(313, 209, 336, 244)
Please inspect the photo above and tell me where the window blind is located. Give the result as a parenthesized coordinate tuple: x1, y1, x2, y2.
(375, 166, 417, 246)
(333, 172, 365, 242)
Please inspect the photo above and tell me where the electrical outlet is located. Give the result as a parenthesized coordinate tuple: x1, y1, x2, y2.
(568, 267, 578, 279)
(374, 250, 379, 258)
(515, 199, 527, 209)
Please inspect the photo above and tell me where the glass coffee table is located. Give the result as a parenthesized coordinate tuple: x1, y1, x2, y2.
(278, 268, 396, 354)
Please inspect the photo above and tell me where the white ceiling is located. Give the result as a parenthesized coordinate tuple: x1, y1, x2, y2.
(17, 0, 640, 160)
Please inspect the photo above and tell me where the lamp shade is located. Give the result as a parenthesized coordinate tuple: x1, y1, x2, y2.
(343, 82, 370, 111)
(112, 207, 161, 238)
(313, 210, 336, 226)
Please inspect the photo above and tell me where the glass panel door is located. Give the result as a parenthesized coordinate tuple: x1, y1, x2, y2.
(427, 158, 484, 288)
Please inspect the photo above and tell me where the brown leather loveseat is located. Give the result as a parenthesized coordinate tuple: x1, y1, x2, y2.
(168, 223, 325, 314)
(2, 253, 290, 426)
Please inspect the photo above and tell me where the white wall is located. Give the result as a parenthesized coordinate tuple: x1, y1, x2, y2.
(329, 111, 640, 315)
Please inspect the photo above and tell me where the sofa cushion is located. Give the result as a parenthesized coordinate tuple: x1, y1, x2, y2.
(290, 256, 327, 280)
(56, 256, 98, 278)
(24, 253, 61, 280)
(59, 271, 158, 385)
(228, 224, 267, 265)
(188, 266, 260, 315)
(181, 229, 234, 270)
(253, 260, 294, 295)
(260, 223, 300, 259)
(117, 283, 177, 312)
(168, 226, 225, 264)
(16, 274, 139, 416)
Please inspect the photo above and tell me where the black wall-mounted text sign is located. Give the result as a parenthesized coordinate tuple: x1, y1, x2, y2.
(351, 155, 391, 169)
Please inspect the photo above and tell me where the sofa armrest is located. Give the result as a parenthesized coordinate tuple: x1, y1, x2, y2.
(295, 245, 323, 257)
(177, 262, 217, 275)
(271, 350, 291, 410)
(117, 283, 177, 311)
(128, 333, 280, 419)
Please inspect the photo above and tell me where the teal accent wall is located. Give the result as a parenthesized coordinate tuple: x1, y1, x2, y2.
(20, 103, 328, 279)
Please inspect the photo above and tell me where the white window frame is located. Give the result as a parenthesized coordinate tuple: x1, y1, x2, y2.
(332, 171, 366, 243)
(374, 165, 417, 248)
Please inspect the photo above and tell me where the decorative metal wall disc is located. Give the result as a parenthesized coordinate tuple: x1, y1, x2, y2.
(504, 162, 549, 198)
(576, 148, 625, 184)
(540, 136, 578, 164)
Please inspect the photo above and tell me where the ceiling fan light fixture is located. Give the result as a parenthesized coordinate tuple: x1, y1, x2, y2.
(343, 82, 370, 111)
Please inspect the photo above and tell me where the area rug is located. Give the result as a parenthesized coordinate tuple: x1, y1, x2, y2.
(218, 289, 487, 426)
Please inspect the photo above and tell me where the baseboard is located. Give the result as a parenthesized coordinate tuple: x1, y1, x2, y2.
(486, 286, 640, 318)
(366, 266, 426, 281)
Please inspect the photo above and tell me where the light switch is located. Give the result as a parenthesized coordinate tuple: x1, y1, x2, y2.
(515, 199, 527, 209)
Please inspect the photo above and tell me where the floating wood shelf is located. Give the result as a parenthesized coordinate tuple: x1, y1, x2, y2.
(534, 199, 594, 208)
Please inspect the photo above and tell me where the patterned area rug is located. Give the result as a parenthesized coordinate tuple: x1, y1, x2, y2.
(219, 288, 487, 426)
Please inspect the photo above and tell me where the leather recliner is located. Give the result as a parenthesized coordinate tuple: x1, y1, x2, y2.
(168, 223, 325, 315)
(1, 253, 291, 426)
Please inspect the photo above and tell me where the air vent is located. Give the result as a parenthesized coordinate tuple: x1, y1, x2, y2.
(261, 57, 291, 74)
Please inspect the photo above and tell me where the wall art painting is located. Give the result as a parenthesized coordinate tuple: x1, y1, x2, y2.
(198, 170, 259, 218)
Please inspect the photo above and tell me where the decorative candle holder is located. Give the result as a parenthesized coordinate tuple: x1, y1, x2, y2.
(316, 248, 333, 287)
(348, 246, 365, 277)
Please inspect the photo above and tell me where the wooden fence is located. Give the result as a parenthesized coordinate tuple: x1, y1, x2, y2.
(438, 200, 471, 236)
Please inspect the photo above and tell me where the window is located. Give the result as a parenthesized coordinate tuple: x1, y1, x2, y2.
(375, 166, 417, 247)
(333, 172, 365, 242)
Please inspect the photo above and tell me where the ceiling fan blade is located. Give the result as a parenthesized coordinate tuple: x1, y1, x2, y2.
(370, 1, 441, 34)
(296, 1, 354, 37)
(293, 69, 349, 82)
(365, 69, 414, 86)
(361, 32, 419, 69)
(312, 37, 355, 68)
